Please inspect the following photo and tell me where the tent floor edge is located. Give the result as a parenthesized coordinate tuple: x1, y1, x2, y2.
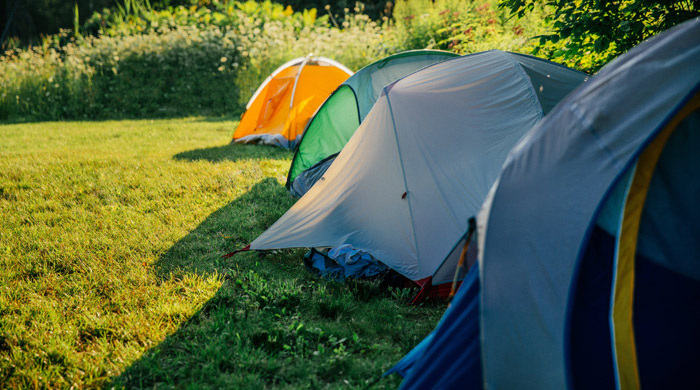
(411, 277, 460, 304)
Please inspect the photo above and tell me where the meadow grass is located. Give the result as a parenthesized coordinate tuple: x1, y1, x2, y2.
(0, 118, 443, 389)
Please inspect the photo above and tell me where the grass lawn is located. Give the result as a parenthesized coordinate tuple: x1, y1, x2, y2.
(0, 118, 443, 389)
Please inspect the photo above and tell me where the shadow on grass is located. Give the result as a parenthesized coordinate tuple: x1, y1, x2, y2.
(108, 179, 423, 389)
(153, 177, 295, 279)
(108, 178, 303, 388)
(173, 143, 291, 163)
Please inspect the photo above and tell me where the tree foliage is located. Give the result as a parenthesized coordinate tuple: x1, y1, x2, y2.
(501, 0, 700, 72)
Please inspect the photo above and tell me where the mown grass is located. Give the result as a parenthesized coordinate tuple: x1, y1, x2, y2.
(0, 118, 443, 388)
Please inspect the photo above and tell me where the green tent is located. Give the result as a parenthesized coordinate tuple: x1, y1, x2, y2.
(286, 50, 459, 196)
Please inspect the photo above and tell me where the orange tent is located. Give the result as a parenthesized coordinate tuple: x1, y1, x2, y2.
(233, 55, 353, 149)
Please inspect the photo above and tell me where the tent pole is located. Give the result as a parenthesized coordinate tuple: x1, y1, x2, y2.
(449, 217, 477, 299)
(290, 53, 313, 109)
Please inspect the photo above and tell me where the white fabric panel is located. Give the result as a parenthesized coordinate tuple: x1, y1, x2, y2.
(388, 52, 543, 278)
(479, 19, 700, 389)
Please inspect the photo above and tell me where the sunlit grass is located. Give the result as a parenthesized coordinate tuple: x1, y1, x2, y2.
(0, 117, 442, 388)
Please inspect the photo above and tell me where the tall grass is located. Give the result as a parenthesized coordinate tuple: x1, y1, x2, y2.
(0, 26, 243, 120)
(0, 0, 589, 122)
(0, 2, 389, 122)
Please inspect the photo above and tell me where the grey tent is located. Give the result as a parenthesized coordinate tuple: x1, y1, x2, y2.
(251, 50, 587, 289)
(287, 50, 459, 196)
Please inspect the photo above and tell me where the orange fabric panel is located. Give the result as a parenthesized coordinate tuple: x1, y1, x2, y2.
(234, 64, 350, 143)
(235, 66, 299, 139)
(283, 65, 352, 141)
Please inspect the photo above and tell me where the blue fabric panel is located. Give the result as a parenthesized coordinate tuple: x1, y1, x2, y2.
(479, 20, 700, 389)
(634, 254, 700, 388)
(637, 110, 700, 280)
(399, 263, 482, 390)
(289, 154, 336, 198)
(303, 245, 388, 281)
(569, 225, 616, 390)
(384, 332, 435, 378)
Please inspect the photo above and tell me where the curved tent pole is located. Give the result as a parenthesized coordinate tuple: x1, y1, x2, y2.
(290, 53, 313, 109)
(244, 57, 306, 110)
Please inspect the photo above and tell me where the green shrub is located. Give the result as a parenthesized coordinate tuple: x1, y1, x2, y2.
(84, 0, 326, 37)
(387, 0, 553, 55)
(0, 0, 586, 122)
(276, 0, 391, 21)
(0, 1, 387, 121)
(0, 26, 243, 120)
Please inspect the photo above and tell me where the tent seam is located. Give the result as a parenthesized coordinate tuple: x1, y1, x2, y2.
(385, 89, 421, 276)
(245, 57, 305, 109)
(500, 51, 546, 118)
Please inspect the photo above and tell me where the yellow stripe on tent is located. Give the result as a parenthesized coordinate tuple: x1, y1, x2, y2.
(611, 91, 700, 390)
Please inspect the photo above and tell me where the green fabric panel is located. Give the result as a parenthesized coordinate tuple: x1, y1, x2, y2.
(288, 51, 459, 185)
(289, 85, 360, 182)
(346, 50, 459, 120)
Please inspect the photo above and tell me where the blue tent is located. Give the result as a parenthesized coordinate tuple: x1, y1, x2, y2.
(388, 263, 482, 389)
(396, 18, 700, 389)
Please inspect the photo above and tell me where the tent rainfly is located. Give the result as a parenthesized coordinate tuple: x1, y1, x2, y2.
(396, 18, 700, 390)
(249, 50, 587, 293)
(286, 50, 459, 196)
(232, 55, 353, 149)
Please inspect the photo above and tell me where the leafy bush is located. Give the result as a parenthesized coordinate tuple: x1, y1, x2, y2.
(387, 0, 552, 55)
(276, 0, 391, 20)
(83, 0, 325, 37)
(1, 0, 588, 122)
(232, 6, 387, 107)
(0, 1, 388, 121)
(0, 26, 242, 120)
(502, 0, 700, 73)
